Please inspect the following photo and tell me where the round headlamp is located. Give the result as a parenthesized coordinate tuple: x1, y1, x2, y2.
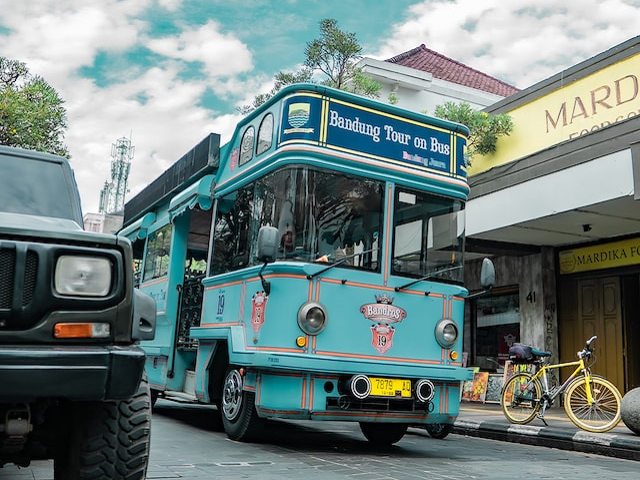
(297, 302, 328, 335)
(435, 318, 459, 348)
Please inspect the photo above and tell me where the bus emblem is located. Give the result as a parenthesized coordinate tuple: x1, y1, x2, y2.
(371, 324, 395, 354)
(360, 294, 407, 354)
(251, 291, 268, 333)
(288, 102, 310, 128)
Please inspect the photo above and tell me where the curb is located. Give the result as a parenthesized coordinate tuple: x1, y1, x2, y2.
(453, 419, 640, 461)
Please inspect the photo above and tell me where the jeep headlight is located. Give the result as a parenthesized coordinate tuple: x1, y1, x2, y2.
(55, 255, 112, 297)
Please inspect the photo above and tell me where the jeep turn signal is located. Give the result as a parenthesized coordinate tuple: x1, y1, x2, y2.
(53, 323, 110, 339)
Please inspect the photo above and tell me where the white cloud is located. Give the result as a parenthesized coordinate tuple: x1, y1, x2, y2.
(1, 0, 638, 215)
(372, 0, 640, 88)
(0, 1, 247, 213)
(145, 20, 254, 79)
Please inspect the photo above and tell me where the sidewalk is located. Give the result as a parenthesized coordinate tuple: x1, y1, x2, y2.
(453, 402, 640, 460)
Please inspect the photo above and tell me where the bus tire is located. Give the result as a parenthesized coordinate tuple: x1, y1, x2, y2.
(426, 423, 452, 439)
(53, 375, 151, 480)
(359, 422, 408, 445)
(220, 366, 265, 441)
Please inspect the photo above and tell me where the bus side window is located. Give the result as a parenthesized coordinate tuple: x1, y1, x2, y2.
(256, 113, 273, 156)
(239, 126, 255, 165)
(143, 224, 172, 282)
(130, 238, 145, 286)
(211, 188, 253, 275)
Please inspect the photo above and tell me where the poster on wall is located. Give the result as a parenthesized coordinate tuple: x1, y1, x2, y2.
(462, 371, 490, 402)
(484, 374, 504, 404)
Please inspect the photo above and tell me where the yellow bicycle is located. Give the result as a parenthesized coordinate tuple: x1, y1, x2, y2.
(500, 335, 622, 433)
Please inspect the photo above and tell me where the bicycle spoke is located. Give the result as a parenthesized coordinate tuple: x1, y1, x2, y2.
(564, 377, 621, 433)
(501, 373, 540, 425)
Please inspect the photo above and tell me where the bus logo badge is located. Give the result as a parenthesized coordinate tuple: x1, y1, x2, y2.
(360, 294, 407, 354)
(288, 102, 310, 128)
(251, 291, 268, 333)
(371, 323, 395, 354)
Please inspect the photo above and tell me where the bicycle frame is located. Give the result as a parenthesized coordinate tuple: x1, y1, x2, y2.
(535, 356, 594, 407)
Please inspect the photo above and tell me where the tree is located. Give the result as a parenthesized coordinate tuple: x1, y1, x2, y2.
(433, 102, 513, 164)
(239, 18, 380, 114)
(0, 57, 69, 157)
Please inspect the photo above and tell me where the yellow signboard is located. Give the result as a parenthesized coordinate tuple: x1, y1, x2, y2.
(558, 237, 640, 274)
(469, 52, 640, 176)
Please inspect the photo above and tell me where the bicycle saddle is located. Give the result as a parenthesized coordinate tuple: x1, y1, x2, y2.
(531, 347, 552, 357)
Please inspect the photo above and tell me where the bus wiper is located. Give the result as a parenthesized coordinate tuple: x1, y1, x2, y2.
(307, 248, 376, 280)
(395, 264, 463, 292)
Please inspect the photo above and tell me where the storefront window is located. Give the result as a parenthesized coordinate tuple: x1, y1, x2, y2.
(474, 290, 520, 369)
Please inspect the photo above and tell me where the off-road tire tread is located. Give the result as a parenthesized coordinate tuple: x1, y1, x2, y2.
(54, 376, 151, 480)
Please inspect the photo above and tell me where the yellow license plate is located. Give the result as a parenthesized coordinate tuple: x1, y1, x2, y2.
(369, 377, 412, 397)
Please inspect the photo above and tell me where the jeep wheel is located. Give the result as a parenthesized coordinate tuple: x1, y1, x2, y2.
(54, 375, 151, 480)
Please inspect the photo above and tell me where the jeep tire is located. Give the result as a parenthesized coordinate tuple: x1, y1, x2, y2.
(53, 375, 151, 480)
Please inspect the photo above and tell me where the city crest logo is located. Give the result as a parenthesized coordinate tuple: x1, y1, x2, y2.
(283, 102, 314, 134)
(360, 294, 407, 354)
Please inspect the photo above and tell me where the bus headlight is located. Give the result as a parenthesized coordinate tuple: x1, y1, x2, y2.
(55, 255, 112, 297)
(435, 318, 459, 349)
(297, 302, 327, 335)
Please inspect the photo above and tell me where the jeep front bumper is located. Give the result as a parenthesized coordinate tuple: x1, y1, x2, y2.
(0, 345, 146, 402)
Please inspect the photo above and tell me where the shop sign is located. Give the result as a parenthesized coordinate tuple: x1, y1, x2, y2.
(469, 50, 640, 176)
(558, 237, 640, 274)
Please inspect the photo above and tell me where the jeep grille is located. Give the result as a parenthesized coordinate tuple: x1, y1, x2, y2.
(0, 246, 38, 314)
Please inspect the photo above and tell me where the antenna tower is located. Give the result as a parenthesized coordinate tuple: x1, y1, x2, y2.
(99, 136, 134, 214)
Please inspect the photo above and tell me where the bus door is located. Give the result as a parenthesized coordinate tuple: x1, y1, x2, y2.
(139, 205, 213, 397)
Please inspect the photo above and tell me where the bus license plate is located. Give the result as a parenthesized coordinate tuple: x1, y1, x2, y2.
(370, 378, 412, 397)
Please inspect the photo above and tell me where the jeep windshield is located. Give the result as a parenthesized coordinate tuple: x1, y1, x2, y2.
(0, 153, 78, 221)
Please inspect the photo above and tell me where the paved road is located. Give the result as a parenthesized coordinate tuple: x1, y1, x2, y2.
(1, 400, 638, 479)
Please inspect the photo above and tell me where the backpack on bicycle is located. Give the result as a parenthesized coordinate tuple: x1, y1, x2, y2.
(509, 343, 534, 363)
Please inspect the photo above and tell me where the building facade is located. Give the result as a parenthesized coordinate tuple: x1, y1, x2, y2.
(465, 36, 640, 393)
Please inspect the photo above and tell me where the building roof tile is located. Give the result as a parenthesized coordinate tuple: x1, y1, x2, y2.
(386, 44, 520, 97)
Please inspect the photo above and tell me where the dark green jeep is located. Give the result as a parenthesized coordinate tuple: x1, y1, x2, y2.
(0, 146, 156, 479)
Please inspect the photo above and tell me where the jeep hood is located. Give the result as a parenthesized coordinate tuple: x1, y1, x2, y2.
(0, 212, 120, 245)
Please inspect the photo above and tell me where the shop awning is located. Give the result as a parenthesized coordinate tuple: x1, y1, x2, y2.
(118, 212, 156, 241)
(168, 174, 215, 221)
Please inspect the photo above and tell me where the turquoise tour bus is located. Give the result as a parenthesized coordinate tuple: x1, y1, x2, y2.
(119, 83, 494, 444)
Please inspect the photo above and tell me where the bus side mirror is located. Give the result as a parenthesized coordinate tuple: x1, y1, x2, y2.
(467, 258, 495, 300)
(257, 226, 279, 263)
(256, 226, 279, 296)
(480, 257, 495, 289)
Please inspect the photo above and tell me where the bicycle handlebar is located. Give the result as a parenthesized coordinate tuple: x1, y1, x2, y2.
(578, 335, 597, 359)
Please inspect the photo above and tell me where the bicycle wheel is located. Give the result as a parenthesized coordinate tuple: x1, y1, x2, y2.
(501, 373, 541, 424)
(564, 375, 621, 433)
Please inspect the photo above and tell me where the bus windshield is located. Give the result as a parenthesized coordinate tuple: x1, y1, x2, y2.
(392, 188, 465, 283)
(212, 167, 384, 274)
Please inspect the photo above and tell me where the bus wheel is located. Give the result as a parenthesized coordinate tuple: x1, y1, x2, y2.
(359, 422, 408, 445)
(426, 423, 452, 439)
(221, 367, 265, 441)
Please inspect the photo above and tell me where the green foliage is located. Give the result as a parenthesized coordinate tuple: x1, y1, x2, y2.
(433, 102, 513, 163)
(0, 57, 69, 157)
(237, 69, 313, 115)
(305, 18, 361, 90)
(239, 18, 380, 114)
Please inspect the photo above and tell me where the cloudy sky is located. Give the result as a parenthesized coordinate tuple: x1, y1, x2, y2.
(2, 0, 639, 214)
